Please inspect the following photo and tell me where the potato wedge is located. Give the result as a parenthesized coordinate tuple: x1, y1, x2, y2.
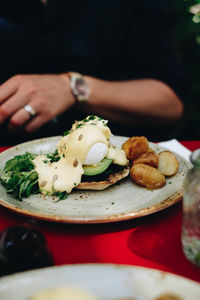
(158, 151, 179, 176)
(133, 151, 159, 168)
(130, 163, 166, 190)
(122, 136, 149, 161)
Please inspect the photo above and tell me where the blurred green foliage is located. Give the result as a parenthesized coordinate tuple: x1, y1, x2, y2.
(175, 0, 200, 139)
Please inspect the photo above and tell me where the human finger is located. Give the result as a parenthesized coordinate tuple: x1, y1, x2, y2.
(25, 114, 48, 133)
(0, 91, 26, 123)
(0, 76, 19, 103)
(8, 106, 34, 130)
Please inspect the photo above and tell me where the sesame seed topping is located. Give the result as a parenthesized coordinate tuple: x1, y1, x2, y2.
(78, 134, 83, 141)
(41, 181, 47, 187)
(73, 159, 78, 167)
(53, 175, 58, 181)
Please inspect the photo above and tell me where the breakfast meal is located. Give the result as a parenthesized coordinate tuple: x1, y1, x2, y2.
(0, 115, 179, 201)
(155, 294, 182, 300)
(29, 286, 98, 300)
(29, 286, 182, 300)
(0, 116, 129, 201)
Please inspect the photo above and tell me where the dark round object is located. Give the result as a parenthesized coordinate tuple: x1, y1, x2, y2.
(0, 226, 54, 276)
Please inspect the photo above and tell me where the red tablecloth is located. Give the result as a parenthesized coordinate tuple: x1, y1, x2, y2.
(0, 141, 200, 282)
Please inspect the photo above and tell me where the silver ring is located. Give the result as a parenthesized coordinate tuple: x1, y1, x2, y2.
(24, 105, 36, 116)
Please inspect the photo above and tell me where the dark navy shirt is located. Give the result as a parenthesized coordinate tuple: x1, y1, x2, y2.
(0, 0, 182, 86)
(0, 0, 184, 143)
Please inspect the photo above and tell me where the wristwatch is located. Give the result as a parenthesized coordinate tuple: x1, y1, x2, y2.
(66, 72, 91, 102)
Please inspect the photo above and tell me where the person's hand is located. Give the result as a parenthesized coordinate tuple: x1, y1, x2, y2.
(0, 74, 75, 132)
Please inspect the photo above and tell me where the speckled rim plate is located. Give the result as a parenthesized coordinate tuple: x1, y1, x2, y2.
(0, 136, 191, 224)
(0, 263, 199, 299)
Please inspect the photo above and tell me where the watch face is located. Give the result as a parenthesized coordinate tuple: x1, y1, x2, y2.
(73, 77, 90, 101)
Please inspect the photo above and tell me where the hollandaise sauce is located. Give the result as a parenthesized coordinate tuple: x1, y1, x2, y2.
(34, 122, 128, 195)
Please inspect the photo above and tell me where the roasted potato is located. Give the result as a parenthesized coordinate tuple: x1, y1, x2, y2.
(130, 163, 166, 190)
(122, 136, 149, 161)
(158, 151, 179, 176)
(133, 151, 159, 168)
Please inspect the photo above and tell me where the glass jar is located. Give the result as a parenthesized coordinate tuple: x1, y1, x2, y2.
(182, 149, 200, 267)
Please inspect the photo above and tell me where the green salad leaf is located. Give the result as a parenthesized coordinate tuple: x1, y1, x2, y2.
(0, 152, 39, 201)
(4, 152, 37, 173)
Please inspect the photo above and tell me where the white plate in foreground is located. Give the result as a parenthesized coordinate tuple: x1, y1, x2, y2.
(0, 264, 199, 300)
(0, 136, 191, 223)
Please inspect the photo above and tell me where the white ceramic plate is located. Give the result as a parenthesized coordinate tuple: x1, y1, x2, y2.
(0, 136, 191, 223)
(0, 264, 199, 300)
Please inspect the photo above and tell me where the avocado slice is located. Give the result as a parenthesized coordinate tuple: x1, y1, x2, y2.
(83, 158, 112, 176)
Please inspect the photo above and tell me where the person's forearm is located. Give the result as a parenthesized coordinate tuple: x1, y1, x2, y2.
(83, 76, 183, 122)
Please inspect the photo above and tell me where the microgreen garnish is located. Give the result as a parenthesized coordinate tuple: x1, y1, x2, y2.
(46, 149, 60, 163)
(43, 159, 49, 164)
(88, 115, 95, 120)
(63, 130, 70, 136)
(56, 191, 68, 200)
(76, 123, 83, 129)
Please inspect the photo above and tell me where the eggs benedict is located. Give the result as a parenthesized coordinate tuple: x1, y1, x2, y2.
(30, 286, 98, 300)
(33, 115, 129, 197)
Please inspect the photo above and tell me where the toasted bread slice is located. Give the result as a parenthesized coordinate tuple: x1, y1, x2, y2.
(76, 166, 129, 190)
